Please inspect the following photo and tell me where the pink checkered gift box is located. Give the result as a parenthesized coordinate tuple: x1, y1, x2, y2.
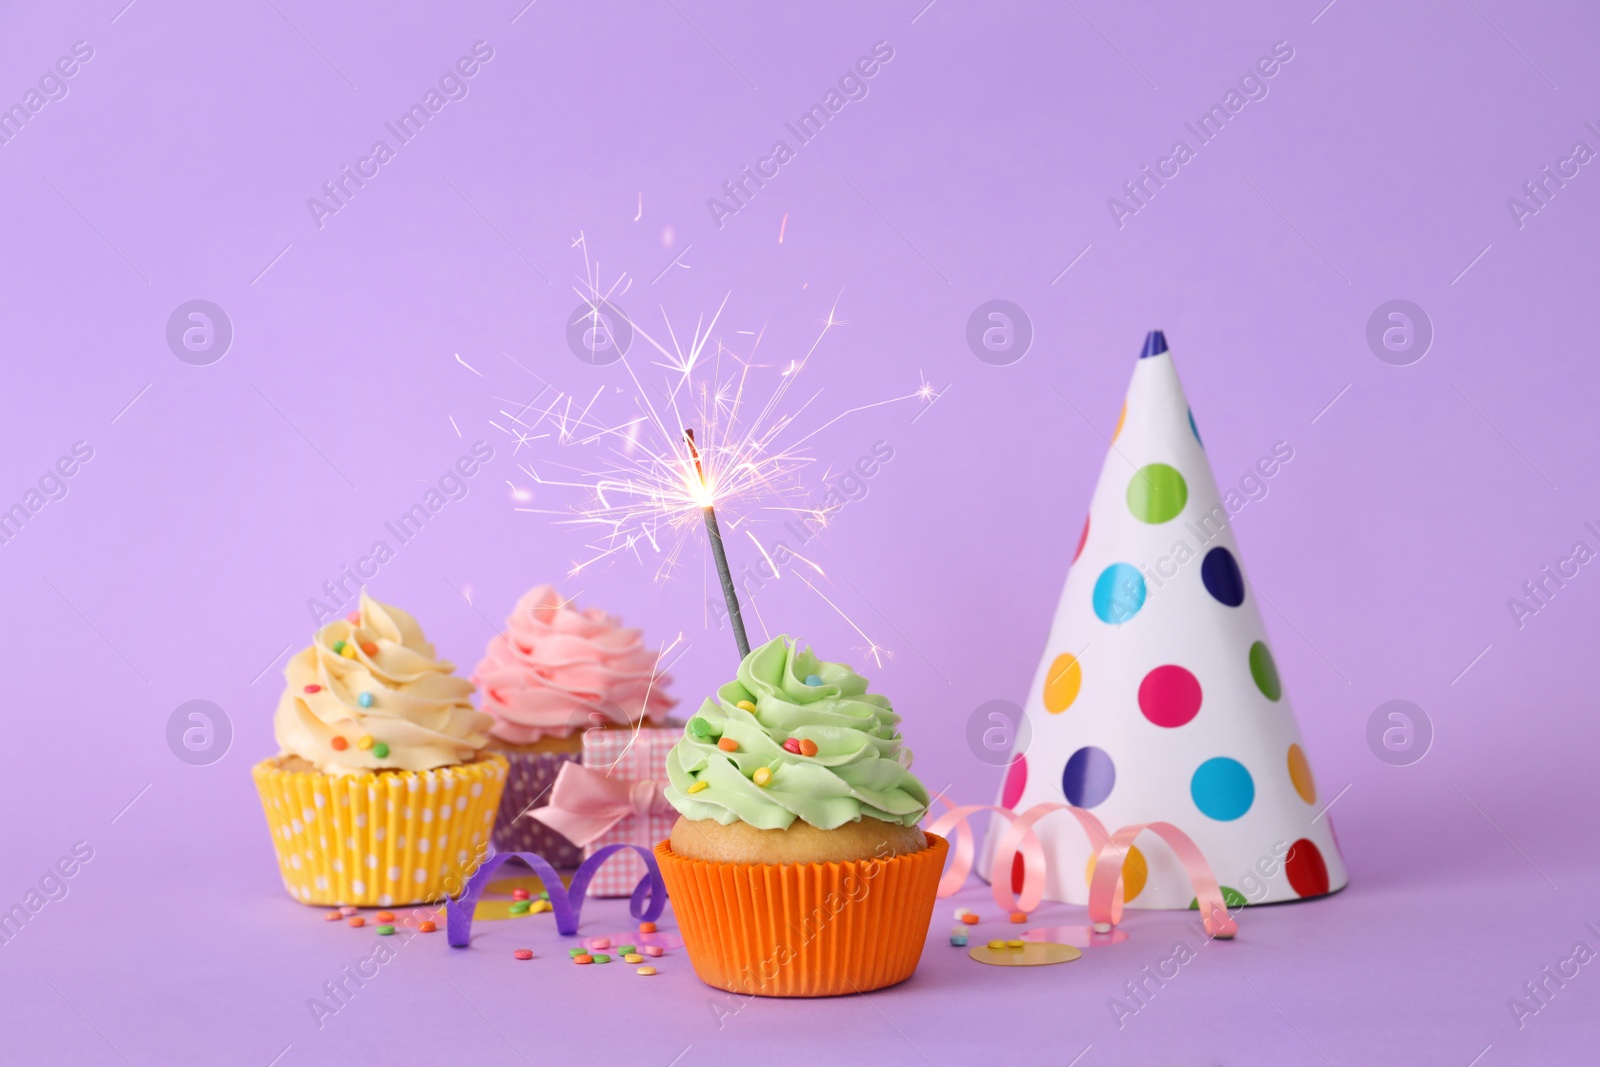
(527, 727, 679, 898)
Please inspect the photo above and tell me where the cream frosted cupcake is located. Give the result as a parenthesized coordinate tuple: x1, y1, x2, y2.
(655, 636, 945, 997)
(472, 585, 675, 860)
(253, 591, 507, 906)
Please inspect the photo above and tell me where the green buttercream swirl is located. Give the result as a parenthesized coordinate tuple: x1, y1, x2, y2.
(663, 636, 930, 830)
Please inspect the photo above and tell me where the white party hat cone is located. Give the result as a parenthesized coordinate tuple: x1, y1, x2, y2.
(984, 331, 1347, 909)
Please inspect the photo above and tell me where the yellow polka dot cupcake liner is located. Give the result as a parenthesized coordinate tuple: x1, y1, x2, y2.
(253, 755, 508, 907)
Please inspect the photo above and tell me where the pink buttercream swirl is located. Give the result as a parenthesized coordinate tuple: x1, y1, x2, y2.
(472, 585, 675, 744)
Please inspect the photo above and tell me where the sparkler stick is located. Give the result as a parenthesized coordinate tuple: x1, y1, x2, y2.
(684, 428, 750, 661)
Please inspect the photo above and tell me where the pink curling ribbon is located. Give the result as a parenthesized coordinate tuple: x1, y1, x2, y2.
(1088, 821, 1237, 939)
(927, 799, 1237, 938)
(526, 760, 676, 848)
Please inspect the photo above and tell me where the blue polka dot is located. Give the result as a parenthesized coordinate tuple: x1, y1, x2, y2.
(1062, 747, 1116, 808)
(1188, 408, 1202, 446)
(1191, 758, 1254, 821)
(1201, 547, 1245, 607)
(1093, 563, 1146, 624)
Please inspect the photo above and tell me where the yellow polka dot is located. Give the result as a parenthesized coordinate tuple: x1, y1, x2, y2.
(1086, 845, 1147, 902)
(1288, 743, 1316, 804)
(1043, 653, 1082, 714)
(1112, 402, 1127, 443)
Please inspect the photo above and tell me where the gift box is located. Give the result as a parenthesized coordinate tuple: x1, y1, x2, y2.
(490, 748, 583, 867)
(528, 726, 678, 897)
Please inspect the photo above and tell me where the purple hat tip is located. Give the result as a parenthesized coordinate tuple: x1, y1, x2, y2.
(1140, 330, 1168, 359)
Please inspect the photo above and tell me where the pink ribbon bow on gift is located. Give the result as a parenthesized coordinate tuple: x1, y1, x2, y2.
(527, 761, 676, 848)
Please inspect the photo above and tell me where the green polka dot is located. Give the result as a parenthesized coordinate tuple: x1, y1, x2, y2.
(1189, 887, 1249, 910)
(1250, 641, 1281, 701)
(1127, 464, 1188, 524)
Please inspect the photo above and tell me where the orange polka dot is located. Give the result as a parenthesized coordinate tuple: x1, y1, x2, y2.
(1112, 402, 1128, 443)
(1086, 844, 1147, 902)
(1043, 653, 1082, 714)
(1288, 743, 1316, 804)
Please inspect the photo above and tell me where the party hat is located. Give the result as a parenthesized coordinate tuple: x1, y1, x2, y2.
(985, 331, 1346, 908)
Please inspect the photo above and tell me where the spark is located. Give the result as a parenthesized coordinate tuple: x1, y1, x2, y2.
(778, 212, 789, 243)
(499, 243, 925, 661)
(634, 192, 643, 222)
(454, 352, 482, 377)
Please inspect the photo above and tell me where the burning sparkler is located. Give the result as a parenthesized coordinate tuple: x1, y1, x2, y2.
(493, 235, 939, 667)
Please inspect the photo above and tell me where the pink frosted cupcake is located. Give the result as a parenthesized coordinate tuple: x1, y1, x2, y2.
(473, 585, 675, 861)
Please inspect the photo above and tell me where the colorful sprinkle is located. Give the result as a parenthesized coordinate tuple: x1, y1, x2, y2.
(752, 767, 773, 787)
(592, 938, 611, 950)
(639, 922, 657, 934)
(961, 914, 980, 926)
(376, 924, 395, 936)
(686, 780, 709, 794)
(735, 700, 757, 712)
(591, 954, 611, 964)
(1010, 911, 1028, 924)
(1006, 939, 1025, 949)
(799, 739, 818, 757)
(804, 674, 823, 686)
(332, 640, 347, 654)
(573, 954, 593, 965)
(1092, 922, 1112, 934)
(616, 945, 636, 955)
(346, 611, 360, 624)
(509, 901, 531, 915)
(372, 742, 390, 759)
(330, 736, 348, 751)
(987, 939, 1006, 949)
(782, 738, 801, 754)
(340, 644, 357, 659)
(624, 954, 644, 964)
(360, 642, 378, 656)
(348, 917, 365, 928)
(636, 966, 657, 976)
(569, 947, 585, 957)
(324, 910, 341, 922)
(375, 911, 395, 922)
(513, 948, 533, 960)
(512, 889, 529, 901)
(643, 945, 663, 957)
(950, 933, 969, 947)
(339, 905, 358, 916)
(717, 737, 739, 752)
(304, 685, 322, 694)
(358, 692, 374, 708)
(953, 907, 973, 920)
(688, 717, 713, 739)
(419, 921, 437, 933)
(356, 736, 374, 750)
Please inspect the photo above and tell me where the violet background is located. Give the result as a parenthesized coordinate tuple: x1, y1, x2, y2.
(1, 0, 1597, 1063)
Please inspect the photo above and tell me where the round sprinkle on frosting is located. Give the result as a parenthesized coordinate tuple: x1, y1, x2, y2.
(798, 739, 819, 757)
(332, 641, 347, 654)
(330, 736, 348, 751)
(804, 674, 823, 686)
(340, 645, 358, 659)
(686, 780, 709, 794)
(752, 767, 773, 788)
(358, 692, 374, 708)
(360, 642, 378, 656)
(782, 738, 801, 754)
(716, 737, 739, 752)
(357, 736, 374, 751)
(735, 700, 757, 712)
(304, 685, 322, 694)
(372, 742, 390, 759)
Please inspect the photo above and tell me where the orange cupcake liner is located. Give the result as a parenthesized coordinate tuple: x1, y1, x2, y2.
(655, 832, 948, 997)
(253, 755, 507, 907)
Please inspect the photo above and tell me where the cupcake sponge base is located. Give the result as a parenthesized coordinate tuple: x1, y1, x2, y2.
(655, 833, 947, 997)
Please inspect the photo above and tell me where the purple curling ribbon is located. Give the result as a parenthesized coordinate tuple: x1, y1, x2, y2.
(446, 844, 667, 948)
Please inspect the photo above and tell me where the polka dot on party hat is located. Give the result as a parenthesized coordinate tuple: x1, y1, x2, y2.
(992, 330, 1346, 907)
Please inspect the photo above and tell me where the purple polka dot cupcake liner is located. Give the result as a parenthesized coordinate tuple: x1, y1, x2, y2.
(489, 748, 582, 867)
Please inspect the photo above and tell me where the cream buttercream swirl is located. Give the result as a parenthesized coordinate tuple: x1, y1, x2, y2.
(472, 585, 675, 744)
(273, 591, 492, 775)
(663, 636, 929, 830)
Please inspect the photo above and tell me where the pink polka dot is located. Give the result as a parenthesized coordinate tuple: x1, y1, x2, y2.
(1001, 754, 1028, 809)
(1073, 515, 1090, 563)
(1138, 665, 1202, 728)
